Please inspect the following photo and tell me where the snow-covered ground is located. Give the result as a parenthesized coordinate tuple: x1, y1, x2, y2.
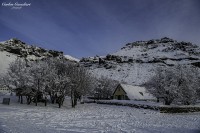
(0, 97, 200, 133)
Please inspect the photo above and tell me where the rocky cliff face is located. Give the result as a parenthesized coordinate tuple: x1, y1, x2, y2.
(0, 38, 64, 61)
(80, 37, 200, 85)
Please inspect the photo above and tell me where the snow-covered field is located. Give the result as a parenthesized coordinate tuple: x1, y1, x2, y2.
(0, 97, 200, 133)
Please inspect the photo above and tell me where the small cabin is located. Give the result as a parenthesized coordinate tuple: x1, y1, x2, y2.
(0, 87, 10, 92)
(113, 84, 155, 100)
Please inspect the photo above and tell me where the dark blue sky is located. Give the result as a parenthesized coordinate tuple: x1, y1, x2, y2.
(0, 0, 200, 58)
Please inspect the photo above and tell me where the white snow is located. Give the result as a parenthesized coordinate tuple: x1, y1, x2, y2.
(0, 41, 6, 44)
(26, 55, 37, 60)
(64, 55, 79, 62)
(89, 62, 157, 85)
(113, 43, 192, 60)
(0, 96, 200, 133)
(120, 84, 156, 100)
(0, 51, 17, 75)
(85, 41, 200, 85)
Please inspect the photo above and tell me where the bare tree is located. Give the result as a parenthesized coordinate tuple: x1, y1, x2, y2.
(146, 65, 199, 105)
(5, 58, 32, 104)
(145, 67, 179, 105)
(53, 59, 71, 108)
(176, 65, 199, 105)
(29, 60, 50, 106)
(2, 57, 93, 108)
(93, 76, 119, 100)
(67, 64, 91, 108)
(145, 68, 164, 102)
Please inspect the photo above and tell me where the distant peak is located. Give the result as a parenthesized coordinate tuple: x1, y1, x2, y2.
(124, 37, 179, 48)
(9, 38, 20, 41)
(6, 38, 26, 45)
(160, 37, 173, 40)
(160, 37, 176, 43)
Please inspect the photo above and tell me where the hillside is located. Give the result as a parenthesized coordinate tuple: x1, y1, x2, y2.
(80, 37, 200, 85)
(0, 38, 78, 74)
(1, 37, 200, 85)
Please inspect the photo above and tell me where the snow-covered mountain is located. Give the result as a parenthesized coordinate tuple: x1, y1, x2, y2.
(0, 38, 77, 74)
(80, 37, 200, 85)
(1, 37, 200, 85)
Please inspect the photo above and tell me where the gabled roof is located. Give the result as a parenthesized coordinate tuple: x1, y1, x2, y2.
(120, 84, 155, 100)
(112, 84, 126, 95)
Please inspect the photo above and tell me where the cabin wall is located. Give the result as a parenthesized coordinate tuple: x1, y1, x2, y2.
(113, 86, 128, 100)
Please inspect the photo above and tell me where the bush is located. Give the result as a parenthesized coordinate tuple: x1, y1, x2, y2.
(160, 106, 200, 113)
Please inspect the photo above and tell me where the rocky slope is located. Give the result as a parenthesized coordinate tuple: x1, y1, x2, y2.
(80, 37, 200, 85)
(1, 37, 199, 85)
(0, 38, 64, 60)
(0, 38, 77, 74)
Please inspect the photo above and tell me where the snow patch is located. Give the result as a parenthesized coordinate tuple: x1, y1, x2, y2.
(0, 51, 17, 74)
(64, 55, 79, 62)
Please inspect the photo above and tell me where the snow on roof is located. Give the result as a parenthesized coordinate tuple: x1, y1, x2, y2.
(120, 84, 155, 100)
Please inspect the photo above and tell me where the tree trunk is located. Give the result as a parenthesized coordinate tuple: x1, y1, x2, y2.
(164, 99, 172, 105)
(35, 95, 38, 106)
(71, 98, 74, 108)
(26, 96, 29, 104)
(51, 95, 55, 104)
(57, 96, 61, 108)
(28, 96, 31, 105)
(44, 96, 47, 106)
(75, 97, 77, 106)
(36, 79, 39, 106)
(58, 102, 61, 108)
(157, 98, 159, 103)
(20, 95, 23, 104)
(71, 90, 75, 108)
(50, 92, 55, 104)
(18, 95, 20, 102)
(61, 97, 64, 106)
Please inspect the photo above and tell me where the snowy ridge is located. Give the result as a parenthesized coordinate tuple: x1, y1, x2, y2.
(0, 38, 78, 74)
(0, 38, 64, 60)
(64, 55, 79, 62)
(80, 37, 200, 85)
(113, 37, 200, 65)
